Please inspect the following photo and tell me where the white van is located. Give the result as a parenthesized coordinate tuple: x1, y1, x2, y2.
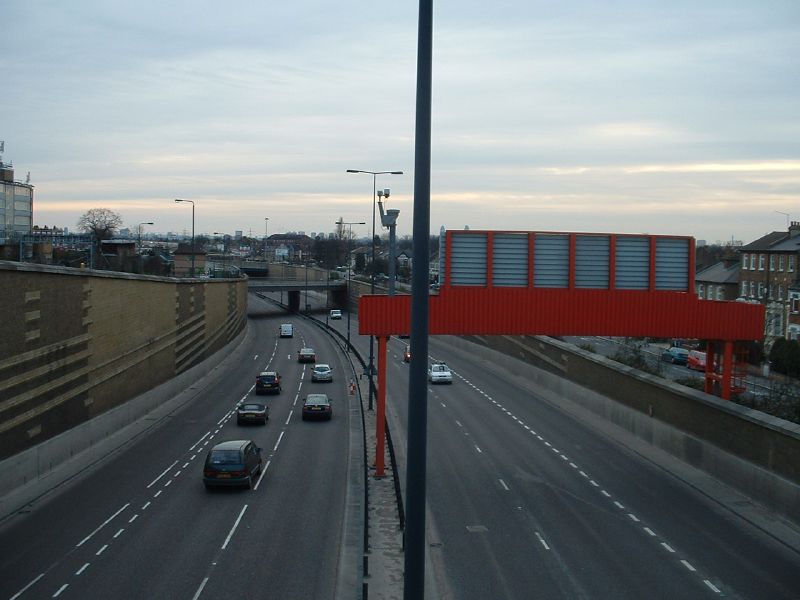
(280, 323, 293, 338)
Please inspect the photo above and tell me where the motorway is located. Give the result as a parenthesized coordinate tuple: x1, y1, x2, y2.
(3, 288, 800, 599)
(1, 295, 358, 600)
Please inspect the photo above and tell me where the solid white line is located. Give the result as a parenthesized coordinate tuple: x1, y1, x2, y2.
(191, 577, 210, 600)
(628, 513, 640, 522)
(704, 580, 721, 593)
(221, 505, 249, 549)
(9, 573, 45, 600)
(535, 532, 551, 550)
(147, 461, 179, 488)
(643, 527, 656, 537)
(285, 412, 293, 425)
(216, 412, 229, 426)
(253, 460, 271, 491)
(128, 514, 139, 524)
(75, 563, 90, 575)
(96, 544, 108, 556)
(273, 431, 285, 452)
(76, 503, 130, 547)
(681, 560, 696, 572)
(189, 432, 210, 452)
(661, 542, 675, 553)
(113, 528, 124, 539)
(499, 479, 510, 491)
(52, 584, 69, 598)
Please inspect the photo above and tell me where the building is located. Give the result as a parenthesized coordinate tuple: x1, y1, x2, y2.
(738, 222, 800, 343)
(1, 159, 33, 242)
(173, 243, 207, 277)
(695, 257, 740, 301)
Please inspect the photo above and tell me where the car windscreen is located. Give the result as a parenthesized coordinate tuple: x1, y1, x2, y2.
(305, 396, 329, 406)
(258, 375, 276, 383)
(209, 450, 242, 464)
(240, 404, 264, 411)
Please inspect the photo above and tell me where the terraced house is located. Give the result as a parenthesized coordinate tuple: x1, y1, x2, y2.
(738, 221, 800, 343)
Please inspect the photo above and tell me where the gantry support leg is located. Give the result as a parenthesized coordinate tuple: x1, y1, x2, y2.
(375, 335, 388, 478)
(705, 341, 716, 395)
(721, 340, 733, 400)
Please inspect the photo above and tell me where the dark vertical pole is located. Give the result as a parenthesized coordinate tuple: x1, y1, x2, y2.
(405, 0, 433, 597)
(369, 175, 377, 410)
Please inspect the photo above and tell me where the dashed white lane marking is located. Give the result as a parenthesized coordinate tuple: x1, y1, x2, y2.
(499, 479, 510, 491)
(628, 514, 640, 522)
(52, 584, 69, 597)
(164, 479, 172, 488)
(285, 411, 293, 425)
(475, 445, 483, 453)
(590, 480, 599, 487)
(544, 441, 551, 447)
(141, 501, 151, 510)
(76, 503, 130, 547)
(661, 542, 676, 553)
(190, 454, 197, 461)
(254, 460, 271, 491)
(601, 490, 611, 497)
(191, 577, 210, 600)
(76, 563, 89, 575)
(535, 531, 551, 550)
(96, 544, 108, 556)
(579, 471, 588, 478)
(643, 527, 656, 537)
(254, 354, 259, 360)
(147, 461, 179, 489)
(221, 505, 249, 550)
(10, 573, 45, 600)
(189, 432, 211, 452)
(681, 560, 697, 572)
(440, 402, 446, 408)
(154, 490, 163, 498)
(128, 514, 139, 524)
(704, 580, 721, 593)
(183, 462, 189, 469)
(273, 431, 285, 452)
(455, 420, 463, 427)
(613, 501, 624, 509)
(113, 528, 124, 539)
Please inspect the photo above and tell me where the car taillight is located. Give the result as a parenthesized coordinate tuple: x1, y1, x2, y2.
(231, 470, 246, 477)
(204, 470, 214, 477)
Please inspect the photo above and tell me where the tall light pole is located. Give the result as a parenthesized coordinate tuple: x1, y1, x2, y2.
(264, 217, 270, 266)
(337, 219, 365, 351)
(138, 222, 153, 273)
(346, 169, 403, 410)
(174, 199, 195, 276)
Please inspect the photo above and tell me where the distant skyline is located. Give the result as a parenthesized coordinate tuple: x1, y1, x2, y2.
(3, 1, 798, 245)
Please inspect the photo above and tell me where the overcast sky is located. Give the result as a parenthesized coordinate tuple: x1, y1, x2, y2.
(3, 1, 798, 244)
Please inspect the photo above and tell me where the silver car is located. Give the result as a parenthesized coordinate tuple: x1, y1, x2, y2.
(428, 362, 453, 384)
(311, 363, 333, 382)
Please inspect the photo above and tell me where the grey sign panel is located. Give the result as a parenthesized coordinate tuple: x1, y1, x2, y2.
(615, 237, 650, 290)
(492, 233, 528, 287)
(451, 232, 487, 286)
(534, 234, 569, 288)
(656, 238, 689, 291)
(575, 235, 610, 288)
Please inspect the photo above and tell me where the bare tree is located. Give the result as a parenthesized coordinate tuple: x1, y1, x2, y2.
(77, 208, 123, 240)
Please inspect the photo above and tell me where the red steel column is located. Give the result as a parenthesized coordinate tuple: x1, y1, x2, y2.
(721, 340, 733, 400)
(375, 335, 388, 477)
(705, 340, 715, 395)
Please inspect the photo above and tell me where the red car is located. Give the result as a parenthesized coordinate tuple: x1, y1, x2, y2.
(687, 350, 707, 371)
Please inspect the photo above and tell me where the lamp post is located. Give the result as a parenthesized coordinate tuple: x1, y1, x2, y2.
(264, 217, 270, 267)
(337, 219, 365, 351)
(304, 256, 309, 313)
(346, 169, 403, 410)
(138, 222, 153, 273)
(174, 199, 195, 276)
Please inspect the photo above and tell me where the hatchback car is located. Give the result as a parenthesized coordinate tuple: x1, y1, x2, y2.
(330, 309, 342, 320)
(311, 363, 333, 382)
(255, 371, 281, 395)
(428, 362, 453, 384)
(203, 440, 263, 489)
(298, 348, 316, 363)
(237, 402, 268, 425)
(302, 393, 332, 420)
(661, 347, 689, 365)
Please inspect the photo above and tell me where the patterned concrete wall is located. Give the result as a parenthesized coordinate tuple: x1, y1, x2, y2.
(0, 262, 247, 460)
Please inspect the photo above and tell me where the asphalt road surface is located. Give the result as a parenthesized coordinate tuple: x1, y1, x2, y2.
(1, 296, 355, 600)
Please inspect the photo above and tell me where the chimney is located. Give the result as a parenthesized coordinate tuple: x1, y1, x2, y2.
(790, 221, 800, 237)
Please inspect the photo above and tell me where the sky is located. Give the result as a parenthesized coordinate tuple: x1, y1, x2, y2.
(2, 1, 799, 244)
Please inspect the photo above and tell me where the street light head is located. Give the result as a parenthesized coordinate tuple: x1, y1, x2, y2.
(346, 169, 360, 173)
(390, 171, 403, 175)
